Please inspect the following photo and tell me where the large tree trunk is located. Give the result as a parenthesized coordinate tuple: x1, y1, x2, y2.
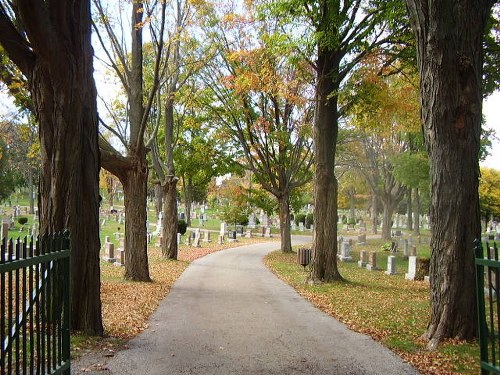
(163, 177, 178, 259)
(278, 192, 292, 253)
(122, 156, 150, 281)
(310, 46, 342, 283)
(381, 199, 396, 240)
(406, 0, 492, 349)
(154, 182, 163, 219)
(5, 1, 104, 335)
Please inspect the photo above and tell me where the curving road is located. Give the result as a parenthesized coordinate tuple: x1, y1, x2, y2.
(78, 236, 418, 374)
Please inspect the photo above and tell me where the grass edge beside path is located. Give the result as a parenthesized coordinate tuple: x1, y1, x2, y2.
(264, 249, 480, 375)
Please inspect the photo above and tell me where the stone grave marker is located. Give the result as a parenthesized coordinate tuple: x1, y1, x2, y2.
(366, 251, 378, 271)
(218, 234, 224, 244)
(177, 233, 181, 245)
(203, 230, 211, 242)
(103, 242, 116, 263)
(385, 256, 396, 275)
(220, 222, 227, 236)
(338, 241, 353, 262)
(358, 250, 368, 268)
(192, 236, 201, 247)
(114, 249, 125, 267)
(228, 230, 237, 242)
(299, 222, 305, 232)
(265, 227, 272, 238)
(357, 233, 366, 245)
(245, 229, 252, 238)
(405, 256, 417, 280)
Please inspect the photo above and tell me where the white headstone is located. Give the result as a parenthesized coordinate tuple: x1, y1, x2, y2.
(385, 255, 396, 275)
(338, 242, 353, 262)
(405, 256, 417, 280)
(220, 222, 227, 236)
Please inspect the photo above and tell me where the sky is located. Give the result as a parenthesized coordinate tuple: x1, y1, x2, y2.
(482, 90, 500, 169)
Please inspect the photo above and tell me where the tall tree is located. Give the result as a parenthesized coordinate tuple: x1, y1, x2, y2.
(200, 5, 314, 253)
(93, 0, 166, 280)
(0, 1, 103, 334)
(265, 0, 408, 281)
(406, 0, 496, 349)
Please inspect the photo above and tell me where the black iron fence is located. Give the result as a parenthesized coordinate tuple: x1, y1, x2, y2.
(0, 232, 71, 375)
(475, 239, 500, 374)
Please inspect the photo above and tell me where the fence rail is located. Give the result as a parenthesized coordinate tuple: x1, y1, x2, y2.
(475, 239, 500, 374)
(0, 232, 71, 375)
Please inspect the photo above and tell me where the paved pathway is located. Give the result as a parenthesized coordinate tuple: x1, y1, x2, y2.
(74, 236, 419, 374)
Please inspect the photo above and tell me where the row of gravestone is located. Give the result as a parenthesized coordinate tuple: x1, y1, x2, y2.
(337, 239, 429, 281)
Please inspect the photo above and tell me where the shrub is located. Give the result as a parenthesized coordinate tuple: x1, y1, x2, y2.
(237, 217, 249, 226)
(17, 217, 28, 226)
(177, 219, 188, 235)
(295, 213, 306, 226)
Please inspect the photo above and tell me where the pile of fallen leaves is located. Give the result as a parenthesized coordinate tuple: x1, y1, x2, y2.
(264, 249, 480, 375)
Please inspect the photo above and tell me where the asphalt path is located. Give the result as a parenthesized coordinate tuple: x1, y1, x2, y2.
(77, 236, 419, 374)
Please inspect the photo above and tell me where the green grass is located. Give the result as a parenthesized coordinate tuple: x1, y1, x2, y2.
(265, 245, 480, 374)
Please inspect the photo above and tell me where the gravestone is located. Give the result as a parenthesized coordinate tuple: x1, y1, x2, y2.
(218, 234, 224, 245)
(385, 256, 396, 275)
(405, 256, 417, 280)
(265, 227, 272, 238)
(338, 241, 353, 262)
(185, 234, 192, 246)
(220, 223, 227, 237)
(103, 242, 116, 263)
(299, 222, 305, 232)
(358, 250, 368, 268)
(260, 226, 266, 237)
(228, 230, 237, 242)
(357, 233, 366, 245)
(2, 221, 9, 240)
(177, 233, 181, 245)
(245, 229, 252, 238)
(366, 251, 378, 271)
(203, 230, 211, 242)
(410, 245, 417, 257)
(192, 236, 201, 247)
(403, 240, 409, 260)
(114, 249, 125, 267)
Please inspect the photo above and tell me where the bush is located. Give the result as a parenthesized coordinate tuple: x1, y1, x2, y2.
(295, 213, 306, 226)
(237, 216, 249, 226)
(305, 213, 314, 229)
(177, 219, 188, 235)
(17, 217, 28, 226)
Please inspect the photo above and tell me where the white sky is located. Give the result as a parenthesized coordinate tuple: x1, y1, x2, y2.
(482, 90, 500, 169)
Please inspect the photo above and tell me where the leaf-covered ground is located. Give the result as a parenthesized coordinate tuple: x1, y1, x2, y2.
(264, 248, 480, 375)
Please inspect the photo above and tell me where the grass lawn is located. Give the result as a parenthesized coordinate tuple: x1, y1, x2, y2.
(264, 240, 480, 375)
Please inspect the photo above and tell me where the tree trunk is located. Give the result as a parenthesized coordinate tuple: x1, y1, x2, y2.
(310, 45, 342, 283)
(371, 192, 378, 235)
(11, 2, 104, 335)
(28, 167, 35, 215)
(278, 193, 292, 253)
(413, 188, 421, 236)
(154, 182, 163, 219)
(349, 189, 355, 221)
(184, 179, 193, 227)
(381, 199, 396, 240)
(407, 189, 413, 230)
(122, 156, 151, 282)
(406, 0, 492, 349)
(163, 177, 178, 259)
